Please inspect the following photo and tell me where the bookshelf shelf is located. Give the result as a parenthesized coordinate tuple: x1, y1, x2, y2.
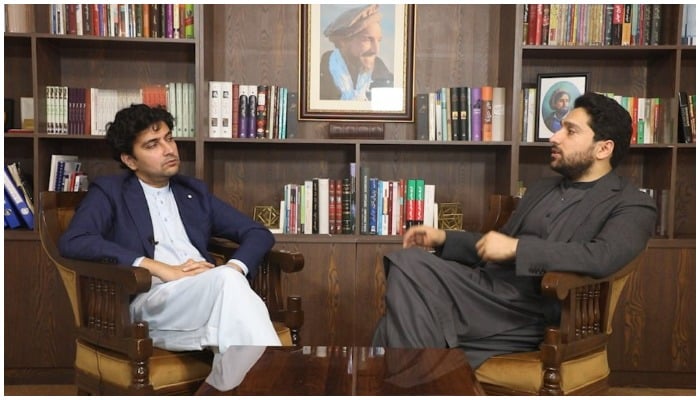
(3, 4, 695, 387)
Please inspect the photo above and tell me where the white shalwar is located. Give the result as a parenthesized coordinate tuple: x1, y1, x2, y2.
(130, 182, 281, 391)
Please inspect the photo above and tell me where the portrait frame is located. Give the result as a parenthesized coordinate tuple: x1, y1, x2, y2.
(299, 4, 415, 121)
(535, 72, 589, 141)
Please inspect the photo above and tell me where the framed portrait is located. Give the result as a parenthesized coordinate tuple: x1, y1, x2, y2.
(535, 73, 589, 141)
(299, 4, 415, 121)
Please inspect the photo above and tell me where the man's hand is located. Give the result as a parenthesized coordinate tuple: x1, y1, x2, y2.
(403, 225, 447, 250)
(475, 230, 518, 263)
(141, 258, 214, 282)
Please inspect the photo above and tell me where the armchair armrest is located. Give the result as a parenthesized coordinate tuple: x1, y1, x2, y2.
(207, 237, 305, 345)
(51, 254, 153, 355)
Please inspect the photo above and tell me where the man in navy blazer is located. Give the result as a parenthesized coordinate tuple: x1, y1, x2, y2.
(372, 92, 657, 369)
(59, 104, 277, 394)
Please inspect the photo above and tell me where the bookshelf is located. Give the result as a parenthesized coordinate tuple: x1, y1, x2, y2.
(4, 4, 695, 387)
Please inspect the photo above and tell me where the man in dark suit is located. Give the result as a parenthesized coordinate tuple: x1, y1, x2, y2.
(59, 104, 277, 394)
(319, 4, 394, 101)
(372, 92, 657, 369)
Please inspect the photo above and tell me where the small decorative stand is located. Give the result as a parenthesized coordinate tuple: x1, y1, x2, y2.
(438, 203, 463, 230)
(254, 206, 281, 233)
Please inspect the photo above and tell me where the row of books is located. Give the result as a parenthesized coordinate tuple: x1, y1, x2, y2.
(48, 155, 89, 193)
(360, 177, 438, 236)
(49, 4, 195, 39)
(208, 82, 296, 139)
(416, 86, 506, 142)
(278, 178, 355, 235)
(46, 83, 195, 137)
(4, 162, 35, 230)
(523, 4, 663, 47)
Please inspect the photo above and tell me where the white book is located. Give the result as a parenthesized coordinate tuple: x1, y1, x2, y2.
(220, 81, 233, 138)
(304, 180, 313, 234)
(526, 88, 536, 143)
(391, 181, 400, 235)
(317, 178, 330, 234)
(428, 91, 436, 141)
(423, 184, 436, 228)
(208, 81, 223, 138)
(187, 83, 196, 137)
(492, 87, 506, 141)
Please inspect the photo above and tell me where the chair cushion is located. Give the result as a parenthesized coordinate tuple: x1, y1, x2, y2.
(475, 348, 609, 395)
(75, 339, 213, 391)
(75, 322, 293, 390)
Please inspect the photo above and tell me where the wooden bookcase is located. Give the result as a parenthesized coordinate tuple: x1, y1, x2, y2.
(4, 4, 695, 387)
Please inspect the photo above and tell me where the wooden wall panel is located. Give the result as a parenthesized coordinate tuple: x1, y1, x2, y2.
(608, 246, 696, 387)
(4, 240, 75, 382)
(274, 241, 357, 346)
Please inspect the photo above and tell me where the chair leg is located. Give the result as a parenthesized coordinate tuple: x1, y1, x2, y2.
(285, 295, 304, 345)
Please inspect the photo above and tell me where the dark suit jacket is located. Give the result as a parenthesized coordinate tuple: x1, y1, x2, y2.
(439, 172, 657, 279)
(58, 172, 275, 280)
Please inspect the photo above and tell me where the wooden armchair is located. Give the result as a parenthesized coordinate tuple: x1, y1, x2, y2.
(473, 195, 642, 395)
(38, 191, 304, 395)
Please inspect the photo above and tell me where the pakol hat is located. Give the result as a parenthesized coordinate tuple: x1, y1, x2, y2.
(324, 4, 382, 43)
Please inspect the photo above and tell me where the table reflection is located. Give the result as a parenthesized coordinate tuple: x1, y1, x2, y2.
(232, 346, 484, 395)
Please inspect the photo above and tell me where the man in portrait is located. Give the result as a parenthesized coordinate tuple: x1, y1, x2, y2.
(544, 89, 571, 132)
(319, 4, 394, 101)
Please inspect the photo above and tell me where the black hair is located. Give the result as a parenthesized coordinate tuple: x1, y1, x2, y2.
(105, 104, 174, 169)
(574, 92, 631, 168)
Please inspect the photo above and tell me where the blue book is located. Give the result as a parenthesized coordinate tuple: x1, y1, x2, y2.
(4, 191, 21, 229)
(4, 166, 34, 229)
(368, 177, 378, 235)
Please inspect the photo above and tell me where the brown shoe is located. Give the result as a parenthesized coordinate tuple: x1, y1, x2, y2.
(194, 381, 235, 396)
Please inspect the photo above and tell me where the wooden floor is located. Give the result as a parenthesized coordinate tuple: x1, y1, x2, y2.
(3, 384, 696, 396)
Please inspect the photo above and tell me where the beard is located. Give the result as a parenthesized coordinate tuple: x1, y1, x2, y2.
(550, 145, 595, 181)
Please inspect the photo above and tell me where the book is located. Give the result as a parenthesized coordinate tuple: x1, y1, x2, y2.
(678, 91, 692, 143)
(481, 86, 493, 141)
(368, 177, 378, 235)
(304, 180, 313, 234)
(317, 178, 330, 235)
(459, 86, 470, 141)
(470, 87, 482, 142)
(256, 85, 268, 138)
(415, 179, 425, 226)
(405, 179, 416, 228)
(220, 81, 233, 138)
(208, 81, 222, 138)
(612, 4, 624, 45)
(415, 93, 429, 140)
(450, 87, 461, 141)
(4, 166, 34, 229)
(5, 4, 35, 33)
(492, 87, 506, 141)
(286, 91, 298, 139)
(48, 155, 79, 192)
(428, 91, 436, 141)
(423, 184, 436, 228)
(247, 86, 258, 138)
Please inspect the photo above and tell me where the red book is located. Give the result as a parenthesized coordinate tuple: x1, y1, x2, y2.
(387, 181, 394, 235)
(335, 180, 342, 234)
(232, 84, 240, 138)
(398, 179, 406, 235)
(527, 4, 538, 45)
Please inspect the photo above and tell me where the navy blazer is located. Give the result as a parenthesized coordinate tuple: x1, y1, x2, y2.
(58, 172, 275, 280)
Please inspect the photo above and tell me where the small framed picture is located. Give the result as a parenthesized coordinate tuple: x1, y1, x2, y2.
(536, 73, 589, 141)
